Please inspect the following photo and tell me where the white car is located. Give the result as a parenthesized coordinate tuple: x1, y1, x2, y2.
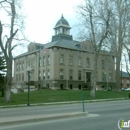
(124, 88, 130, 91)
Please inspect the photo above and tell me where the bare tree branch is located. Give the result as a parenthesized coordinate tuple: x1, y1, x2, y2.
(0, 0, 25, 102)
(124, 44, 130, 51)
(124, 54, 130, 76)
(0, 21, 5, 54)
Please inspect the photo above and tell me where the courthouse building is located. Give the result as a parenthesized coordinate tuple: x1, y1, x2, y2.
(13, 15, 116, 90)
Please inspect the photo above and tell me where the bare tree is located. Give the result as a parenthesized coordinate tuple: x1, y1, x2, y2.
(106, 0, 130, 90)
(77, 0, 111, 97)
(0, 0, 25, 102)
(124, 45, 130, 76)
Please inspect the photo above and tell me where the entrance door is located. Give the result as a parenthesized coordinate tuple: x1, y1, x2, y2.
(60, 84, 63, 89)
(69, 84, 73, 89)
(86, 72, 91, 82)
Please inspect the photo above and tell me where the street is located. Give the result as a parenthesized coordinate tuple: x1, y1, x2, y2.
(0, 100, 130, 130)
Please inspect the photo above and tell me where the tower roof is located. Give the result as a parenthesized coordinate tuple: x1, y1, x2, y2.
(55, 15, 70, 27)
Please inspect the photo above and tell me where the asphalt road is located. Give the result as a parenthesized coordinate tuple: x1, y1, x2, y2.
(0, 100, 130, 130)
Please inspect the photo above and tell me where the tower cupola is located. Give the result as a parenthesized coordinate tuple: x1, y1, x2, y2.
(54, 14, 71, 35)
(52, 15, 73, 41)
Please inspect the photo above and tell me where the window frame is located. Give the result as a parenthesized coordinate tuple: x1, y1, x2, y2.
(60, 69, 64, 79)
(78, 71, 81, 80)
(69, 56, 73, 66)
(69, 70, 73, 80)
(60, 54, 64, 64)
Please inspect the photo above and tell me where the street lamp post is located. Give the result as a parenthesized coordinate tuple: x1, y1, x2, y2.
(81, 86, 85, 112)
(26, 66, 33, 106)
(121, 63, 122, 89)
(27, 71, 30, 106)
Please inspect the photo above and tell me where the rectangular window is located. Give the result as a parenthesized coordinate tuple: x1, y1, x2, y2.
(22, 62, 24, 70)
(69, 56, 73, 66)
(109, 73, 112, 82)
(127, 80, 130, 84)
(48, 56, 50, 65)
(102, 60, 105, 69)
(39, 57, 42, 66)
(16, 63, 19, 71)
(19, 63, 21, 71)
(60, 54, 64, 64)
(108, 60, 112, 70)
(43, 71, 45, 79)
(16, 74, 18, 82)
(84, 44, 87, 50)
(109, 57, 114, 70)
(78, 71, 81, 80)
(39, 71, 41, 80)
(43, 57, 46, 66)
(19, 74, 21, 81)
(69, 70, 73, 80)
(102, 72, 106, 82)
(47, 70, 50, 79)
(22, 74, 24, 81)
(78, 57, 81, 66)
(86, 58, 90, 68)
(60, 69, 64, 79)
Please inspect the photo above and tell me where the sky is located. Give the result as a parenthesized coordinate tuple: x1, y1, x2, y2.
(23, 0, 84, 44)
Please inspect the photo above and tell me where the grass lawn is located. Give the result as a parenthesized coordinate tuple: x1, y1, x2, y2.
(0, 89, 129, 106)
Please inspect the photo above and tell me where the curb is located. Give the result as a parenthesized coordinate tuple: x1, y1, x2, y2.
(0, 112, 88, 126)
(0, 97, 128, 109)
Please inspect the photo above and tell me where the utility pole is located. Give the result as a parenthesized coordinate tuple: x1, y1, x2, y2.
(81, 86, 85, 112)
(121, 62, 122, 89)
(38, 45, 41, 90)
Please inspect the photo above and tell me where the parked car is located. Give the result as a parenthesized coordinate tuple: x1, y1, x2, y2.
(124, 88, 130, 91)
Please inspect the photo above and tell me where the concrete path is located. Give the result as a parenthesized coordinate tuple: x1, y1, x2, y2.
(0, 112, 88, 126)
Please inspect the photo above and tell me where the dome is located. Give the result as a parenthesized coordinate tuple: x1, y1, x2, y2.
(55, 15, 70, 27)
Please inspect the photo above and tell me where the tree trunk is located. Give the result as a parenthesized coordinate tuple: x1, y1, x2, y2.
(5, 86, 11, 102)
(91, 53, 97, 97)
(5, 60, 12, 102)
(91, 88, 95, 97)
(116, 56, 121, 91)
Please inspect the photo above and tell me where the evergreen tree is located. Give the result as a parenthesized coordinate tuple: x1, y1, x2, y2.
(0, 52, 6, 97)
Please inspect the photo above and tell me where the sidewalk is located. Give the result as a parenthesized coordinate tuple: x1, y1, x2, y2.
(0, 112, 88, 126)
